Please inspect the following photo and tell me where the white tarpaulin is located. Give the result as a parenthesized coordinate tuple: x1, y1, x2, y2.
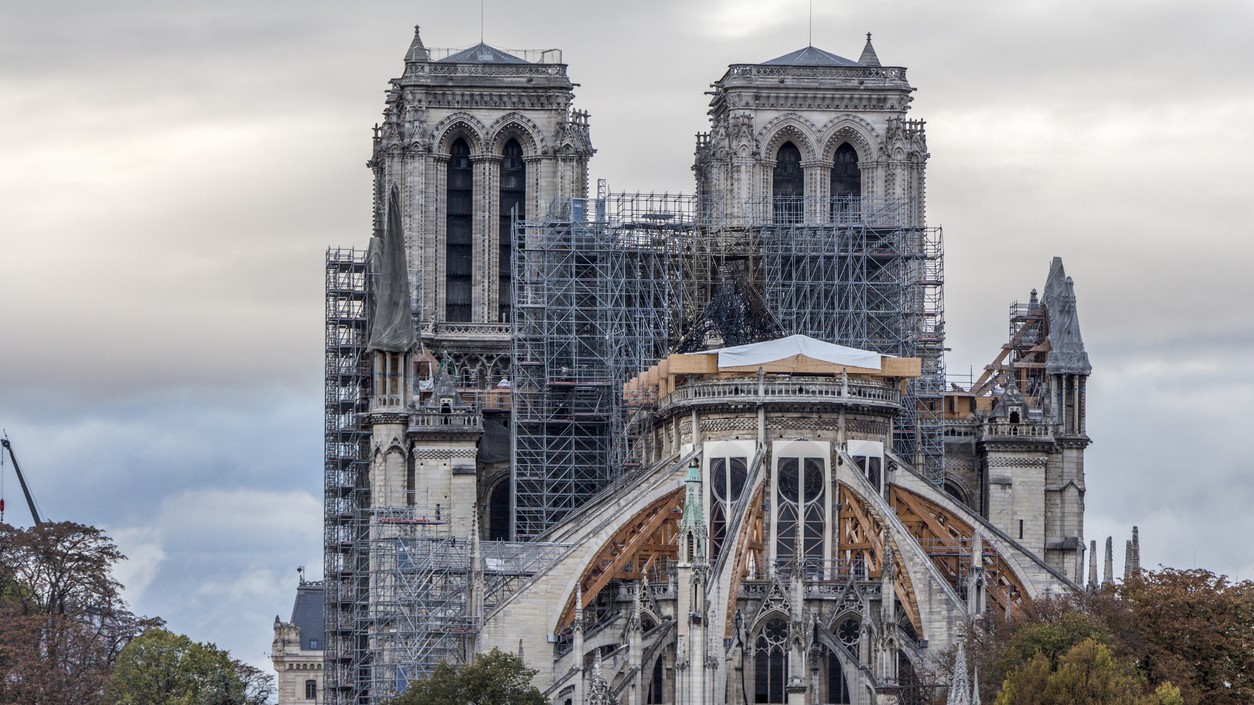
(715, 334, 882, 370)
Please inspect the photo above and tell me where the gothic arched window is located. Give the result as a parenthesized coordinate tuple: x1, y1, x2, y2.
(446, 138, 474, 322)
(830, 142, 861, 221)
(772, 141, 803, 224)
(774, 457, 827, 571)
(499, 138, 525, 323)
(754, 618, 789, 703)
(709, 456, 748, 561)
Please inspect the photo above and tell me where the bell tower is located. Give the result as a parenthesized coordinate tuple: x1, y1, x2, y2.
(369, 26, 594, 383)
(694, 34, 928, 227)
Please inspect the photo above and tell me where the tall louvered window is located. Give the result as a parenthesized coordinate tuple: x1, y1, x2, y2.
(830, 142, 861, 221)
(499, 139, 525, 323)
(772, 141, 803, 224)
(446, 138, 473, 322)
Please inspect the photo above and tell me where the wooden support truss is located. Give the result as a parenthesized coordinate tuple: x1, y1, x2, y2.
(557, 488, 685, 631)
(889, 485, 1027, 616)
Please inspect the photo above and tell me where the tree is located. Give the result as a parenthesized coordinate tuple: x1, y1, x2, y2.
(993, 638, 1179, 705)
(0, 521, 157, 705)
(1118, 568, 1254, 705)
(106, 627, 262, 705)
(234, 660, 277, 705)
(391, 648, 549, 705)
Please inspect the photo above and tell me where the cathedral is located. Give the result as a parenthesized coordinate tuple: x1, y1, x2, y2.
(318, 26, 1094, 705)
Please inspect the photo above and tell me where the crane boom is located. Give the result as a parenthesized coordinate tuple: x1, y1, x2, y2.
(1, 438, 43, 525)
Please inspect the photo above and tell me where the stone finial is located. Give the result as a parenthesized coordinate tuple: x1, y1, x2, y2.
(573, 582, 585, 633)
(858, 32, 882, 67)
(1133, 526, 1141, 572)
(948, 641, 971, 705)
(1124, 540, 1134, 580)
(1103, 537, 1114, 586)
(971, 667, 982, 705)
(405, 25, 429, 64)
(1088, 539, 1098, 589)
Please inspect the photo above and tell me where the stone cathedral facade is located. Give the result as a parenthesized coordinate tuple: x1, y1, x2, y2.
(323, 26, 1094, 705)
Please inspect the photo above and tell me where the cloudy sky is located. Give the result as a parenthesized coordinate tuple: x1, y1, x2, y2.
(2, 0, 1252, 673)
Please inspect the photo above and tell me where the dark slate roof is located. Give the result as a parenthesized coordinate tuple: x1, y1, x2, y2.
(291, 582, 325, 651)
(437, 43, 529, 64)
(762, 46, 862, 67)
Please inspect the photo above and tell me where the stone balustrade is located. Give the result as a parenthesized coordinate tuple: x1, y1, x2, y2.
(660, 377, 899, 412)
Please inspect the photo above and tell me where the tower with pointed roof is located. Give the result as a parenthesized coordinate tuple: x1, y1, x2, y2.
(371, 26, 594, 385)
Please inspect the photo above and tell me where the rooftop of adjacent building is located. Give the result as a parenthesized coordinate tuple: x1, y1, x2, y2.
(286, 579, 324, 652)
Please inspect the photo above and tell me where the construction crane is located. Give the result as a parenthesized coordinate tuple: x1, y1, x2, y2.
(1, 435, 44, 525)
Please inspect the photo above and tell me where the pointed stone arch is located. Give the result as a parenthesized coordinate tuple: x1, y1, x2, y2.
(759, 114, 820, 162)
(433, 113, 488, 154)
(487, 113, 544, 155)
(819, 117, 879, 164)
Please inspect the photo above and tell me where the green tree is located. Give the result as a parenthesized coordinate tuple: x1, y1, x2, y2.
(994, 638, 1176, 705)
(391, 648, 548, 705)
(105, 627, 267, 705)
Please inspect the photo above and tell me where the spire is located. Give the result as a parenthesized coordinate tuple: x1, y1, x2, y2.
(1124, 527, 1141, 579)
(1043, 259, 1091, 375)
(629, 581, 643, 632)
(367, 185, 416, 352)
(1088, 539, 1098, 589)
(586, 651, 611, 705)
(405, 25, 429, 63)
(971, 667, 982, 705)
(881, 540, 897, 623)
(679, 458, 707, 563)
(858, 32, 881, 66)
(573, 582, 585, 633)
(1103, 537, 1114, 586)
(948, 641, 972, 705)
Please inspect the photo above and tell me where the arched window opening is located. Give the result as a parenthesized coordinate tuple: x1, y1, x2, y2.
(305, 679, 317, 700)
(446, 138, 474, 322)
(824, 647, 852, 704)
(499, 138, 525, 323)
(754, 619, 789, 703)
(774, 457, 827, 571)
(943, 481, 968, 507)
(709, 456, 747, 561)
(772, 141, 803, 224)
(646, 655, 665, 703)
(830, 142, 861, 221)
(487, 479, 511, 540)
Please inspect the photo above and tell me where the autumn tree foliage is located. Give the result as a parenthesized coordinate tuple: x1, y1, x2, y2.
(0, 521, 158, 705)
(1117, 568, 1253, 705)
(391, 648, 548, 705)
(965, 567, 1251, 705)
(0, 521, 273, 705)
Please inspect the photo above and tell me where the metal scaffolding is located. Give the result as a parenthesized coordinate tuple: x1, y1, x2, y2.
(323, 247, 372, 705)
(327, 187, 945, 701)
(511, 192, 946, 538)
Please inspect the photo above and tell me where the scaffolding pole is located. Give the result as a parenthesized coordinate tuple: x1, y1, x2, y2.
(323, 248, 372, 705)
(511, 193, 946, 541)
